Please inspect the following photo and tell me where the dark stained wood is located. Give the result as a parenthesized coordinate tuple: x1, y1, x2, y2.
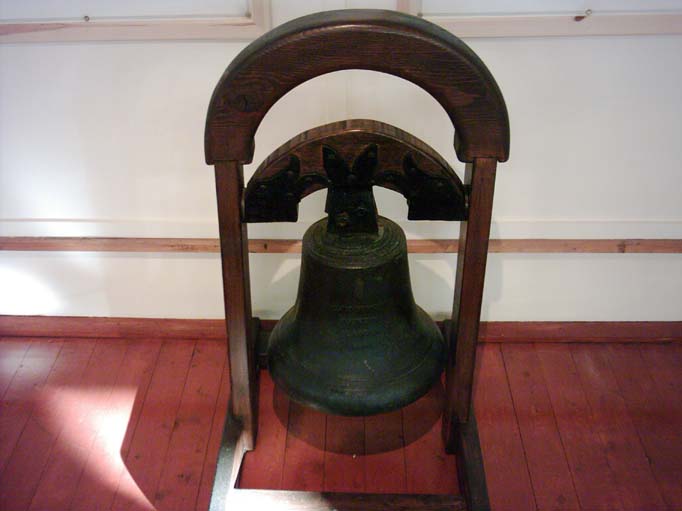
(3, 236, 682, 254)
(214, 162, 258, 450)
(444, 158, 497, 447)
(225, 489, 467, 510)
(571, 344, 667, 510)
(536, 344, 624, 510)
(4, 317, 682, 345)
(472, 344, 535, 511)
(244, 119, 465, 223)
(205, 10, 509, 164)
(502, 343, 579, 510)
(453, 409, 490, 511)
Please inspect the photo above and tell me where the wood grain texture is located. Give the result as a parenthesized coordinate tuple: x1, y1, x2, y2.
(154, 341, 226, 510)
(403, 384, 458, 495)
(1, 339, 681, 510)
(0, 339, 31, 400)
(571, 344, 667, 510)
(3, 316, 682, 345)
(214, 162, 258, 450)
(536, 344, 624, 510)
(364, 410, 407, 494)
(0, 340, 84, 511)
(111, 340, 196, 511)
(243, 119, 466, 223)
(28, 340, 128, 511)
(70, 341, 162, 511)
(472, 344, 535, 511)
(445, 158, 497, 445)
(323, 416, 366, 492)
(205, 10, 509, 164)
(607, 344, 682, 508)
(195, 346, 231, 511)
(5, 236, 680, 253)
(501, 343, 579, 511)
(281, 401, 326, 491)
(0, 339, 65, 475)
(239, 371, 290, 490)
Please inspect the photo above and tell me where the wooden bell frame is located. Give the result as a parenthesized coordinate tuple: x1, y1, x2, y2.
(205, 10, 509, 511)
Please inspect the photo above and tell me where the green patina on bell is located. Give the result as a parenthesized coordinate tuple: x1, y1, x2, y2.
(267, 145, 446, 416)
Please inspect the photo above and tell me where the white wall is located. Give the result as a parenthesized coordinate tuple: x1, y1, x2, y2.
(1, 1, 681, 320)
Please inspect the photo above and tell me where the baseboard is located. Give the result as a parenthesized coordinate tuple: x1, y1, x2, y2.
(1, 315, 680, 343)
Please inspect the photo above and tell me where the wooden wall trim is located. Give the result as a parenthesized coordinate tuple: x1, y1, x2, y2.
(397, 1, 682, 37)
(2, 316, 680, 344)
(0, 0, 271, 43)
(1, 236, 681, 254)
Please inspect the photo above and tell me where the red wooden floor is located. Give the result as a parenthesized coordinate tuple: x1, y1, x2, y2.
(0, 338, 681, 511)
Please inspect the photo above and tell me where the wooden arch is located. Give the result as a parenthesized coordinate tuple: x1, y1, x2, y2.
(206, 10, 509, 511)
(204, 9, 510, 165)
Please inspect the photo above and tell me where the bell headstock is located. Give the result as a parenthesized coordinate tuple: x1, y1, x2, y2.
(243, 120, 467, 224)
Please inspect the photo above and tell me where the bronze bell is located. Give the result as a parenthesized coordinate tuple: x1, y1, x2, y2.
(267, 145, 446, 416)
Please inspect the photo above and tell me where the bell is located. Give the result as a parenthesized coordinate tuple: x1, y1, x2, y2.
(267, 146, 446, 416)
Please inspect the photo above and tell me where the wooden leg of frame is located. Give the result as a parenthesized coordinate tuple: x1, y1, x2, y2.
(443, 158, 497, 452)
(215, 162, 258, 449)
(455, 408, 491, 511)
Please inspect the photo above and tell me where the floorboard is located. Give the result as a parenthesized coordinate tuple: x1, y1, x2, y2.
(571, 344, 667, 510)
(281, 400, 326, 491)
(536, 344, 623, 511)
(154, 340, 226, 510)
(29, 339, 128, 511)
(111, 339, 196, 511)
(502, 343, 579, 510)
(0, 339, 64, 477)
(364, 409, 407, 493)
(70, 340, 163, 511)
(0, 338, 681, 511)
(0, 338, 32, 400)
(403, 382, 458, 495)
(239, 371, 289, 490)
(0, 339, 91, 511)
(475, 344, 535, 511)
(195, 346, 231, 511)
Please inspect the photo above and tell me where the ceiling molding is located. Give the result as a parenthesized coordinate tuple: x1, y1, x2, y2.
(0, 0, 272, 43)
(397, 1, 682, 37)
